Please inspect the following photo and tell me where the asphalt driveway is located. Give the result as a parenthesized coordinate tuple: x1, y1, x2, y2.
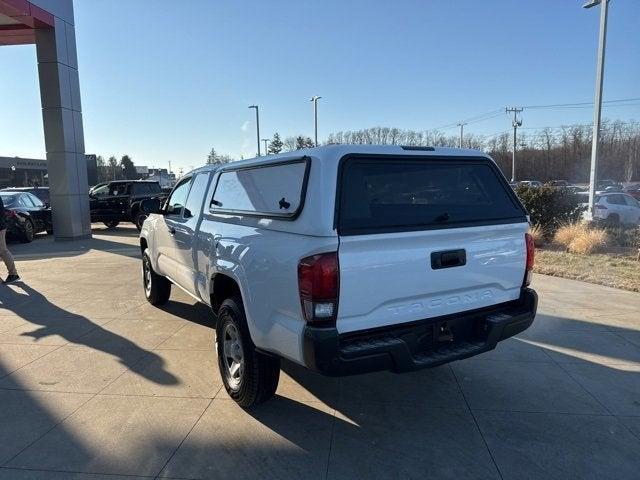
(0, 225, 639, 479)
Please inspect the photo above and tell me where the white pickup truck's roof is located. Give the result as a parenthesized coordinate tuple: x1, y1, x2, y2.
(189, 145, 498, 237)
(191, 145, 489, 175)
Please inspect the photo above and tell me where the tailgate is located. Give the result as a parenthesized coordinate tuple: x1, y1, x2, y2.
(335, 154, 529, 334)
(337, 223, 528, 333)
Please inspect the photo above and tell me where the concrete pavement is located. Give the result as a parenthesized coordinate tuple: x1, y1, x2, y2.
(0, 225, 639, 479)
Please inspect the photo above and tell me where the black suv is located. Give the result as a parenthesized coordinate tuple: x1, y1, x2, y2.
(89, 180, 166, 230)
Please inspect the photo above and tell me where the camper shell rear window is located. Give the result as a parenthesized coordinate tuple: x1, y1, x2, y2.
(336, 155, 527, 235)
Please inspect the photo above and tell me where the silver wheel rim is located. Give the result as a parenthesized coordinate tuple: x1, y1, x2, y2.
(143, 257, 152, 296)
(222, 322, 244, 391)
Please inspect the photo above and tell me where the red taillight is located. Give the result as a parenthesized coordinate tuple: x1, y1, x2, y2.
(298, 252, 339, 326)
(4, 210, 16, 218)
(524, 232, 535, 287)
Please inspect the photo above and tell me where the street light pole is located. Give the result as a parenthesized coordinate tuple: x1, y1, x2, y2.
(248, 105, 261, 156)
(310, 96, 321, 147)
(457, 122, 467, 148)
(262, 138, 270, 155)
(584, 0, 610, 220)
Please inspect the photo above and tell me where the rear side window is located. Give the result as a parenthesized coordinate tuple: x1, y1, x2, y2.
(606, 195, 625, 205)
(211, 159, 309, 218)
(338, 157, 526, 235)
(131, 183, 149, 195)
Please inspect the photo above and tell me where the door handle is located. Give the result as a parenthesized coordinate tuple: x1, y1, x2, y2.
(431, 249, 466, 270)
(168, 226, 176, 235)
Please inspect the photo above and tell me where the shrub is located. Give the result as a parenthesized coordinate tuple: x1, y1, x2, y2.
(567, 229, 609, 254)
(554, 223, 586, 248)
(515, 186, 584, 236)
(529, 224, 546, 246)
(553, 222, 609, 254)
(588, 222, 640, 249)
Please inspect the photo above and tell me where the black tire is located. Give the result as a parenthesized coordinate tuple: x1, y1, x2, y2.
(606, 214, 620, 227)
(216, 296, 280, 408)
(104, 220, 120, 229)
(20, 219, 35, 243)
(142, 249, 171, 305)
(134, 212, 148, 231)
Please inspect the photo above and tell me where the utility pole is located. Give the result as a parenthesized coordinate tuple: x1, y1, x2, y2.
(248, 105, 261, 156)
(310, 96, 321, 147)
(262, 138, 270, 155)
(505, 107, 523, 182)
(584, 0, 610, 219)
(457, 122, 467, 148)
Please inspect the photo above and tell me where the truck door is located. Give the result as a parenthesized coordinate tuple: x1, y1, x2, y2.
(173, 172, 212, 296)
(154, 176, 192, 280)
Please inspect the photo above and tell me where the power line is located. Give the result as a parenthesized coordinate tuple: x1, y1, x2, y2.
(429, 97, 639, 132)
(522, 97, 640, 109)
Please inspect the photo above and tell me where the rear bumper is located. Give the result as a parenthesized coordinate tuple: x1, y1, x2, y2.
(303, 288, 537, 376)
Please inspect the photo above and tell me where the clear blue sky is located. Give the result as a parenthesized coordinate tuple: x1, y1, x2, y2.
(1, 0, 638, 171)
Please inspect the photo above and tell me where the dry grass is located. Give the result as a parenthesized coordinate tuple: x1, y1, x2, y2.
(535, 249, 640, 292)
(528, 224, 546, 246)
(553, 222, 609, 254)
(554, 223, 585, 248)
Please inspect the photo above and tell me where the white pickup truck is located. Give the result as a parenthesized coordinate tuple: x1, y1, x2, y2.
(139, 145, 537, 407)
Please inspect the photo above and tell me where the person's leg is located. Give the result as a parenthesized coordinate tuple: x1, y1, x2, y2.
(0, 229, 18, 277)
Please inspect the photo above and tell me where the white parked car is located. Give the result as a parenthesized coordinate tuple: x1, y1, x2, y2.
(139, 145, 537, 407)
(578, 192, 640, 225)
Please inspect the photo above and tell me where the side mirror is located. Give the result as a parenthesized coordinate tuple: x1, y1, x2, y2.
(140, 198, 162, 214)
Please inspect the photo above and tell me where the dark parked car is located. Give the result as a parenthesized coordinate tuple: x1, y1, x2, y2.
(624, 184, 640, 200)
(0, 191, 52, 243)
(597, 179, 622, 190)
(1, 186, 50, 205)
(89, 180, 166, 230)
(546, 180, 570, 187)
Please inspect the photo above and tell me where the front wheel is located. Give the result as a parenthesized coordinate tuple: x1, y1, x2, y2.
(216, 296, 280, 408)
(142, 249, 171, 305)
(20, 219, 35, 243)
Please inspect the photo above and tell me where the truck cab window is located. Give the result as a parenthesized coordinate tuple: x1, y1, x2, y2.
(166, 177, 192, 216)
(183, 173, 210, 218)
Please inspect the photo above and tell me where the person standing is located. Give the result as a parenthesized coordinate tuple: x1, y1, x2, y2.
(0, 195, 19, 284)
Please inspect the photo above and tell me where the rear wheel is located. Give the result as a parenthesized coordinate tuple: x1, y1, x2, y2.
(216, 296, 280, 408)
(20, 219, 35, 243)
(606, 213, 620, 227)
(104, 220, 119, 229)
(142, 249, 171, 305)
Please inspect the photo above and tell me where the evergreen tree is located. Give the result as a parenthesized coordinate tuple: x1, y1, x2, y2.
(206, 148, 218, 165)
(295, 136, 315, 150)
(206, 147, 233, 165)
(268, 133, 284, 154)
(120, 155, 137, 179)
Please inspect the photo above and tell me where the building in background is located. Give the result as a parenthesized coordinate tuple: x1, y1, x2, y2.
(146, 168, 175, 188)
(0, 155, 99, 188)
(0, 156, 47, 188)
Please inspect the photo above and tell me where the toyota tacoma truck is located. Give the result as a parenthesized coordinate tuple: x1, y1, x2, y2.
(139, 145, 537, 407)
